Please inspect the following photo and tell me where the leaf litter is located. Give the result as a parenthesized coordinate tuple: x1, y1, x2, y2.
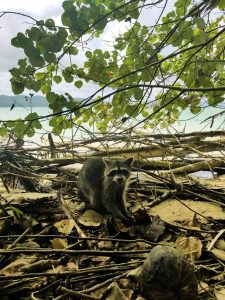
(1, 135, 225, 299)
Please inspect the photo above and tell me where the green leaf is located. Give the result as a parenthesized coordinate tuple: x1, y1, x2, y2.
(215, 62, 225, 72)
(62, 0, 74, 10)
(126, 104, 139, 117)
(0, 127, 7, 137)
(190, 106, 201, 114)
(18, 59, 27, 67)
(46, 92, 58, 103)
(6, 206, 23, 215)
(10, 68, 20, 77)
(172, 108, 180, 119)
(74, 80, 83, 88)
(49, 117, 57, 127)
(133, 87, 143, 100)
(30, 80, 41, 92)
(85, 51, 92, 58)
(53, 75, 62, 84)
(141, 69, 154, 82)
(218, 0, 225, 9)
(129, 8, 139, 19)
(68, 46, 79, 55)
(62, 70, 73, 83)
(45, 18, 55, 27)
(13, 121, 27, 137)
(44, 52, 57, 64)
(195, 17, 205, 30)
(11, 32, 27, 48)
(27, 27, 44, 42)
(41, 85, 51, 94)
(11, 80, 24, 95)
(208, 95, 224, 106)
(24, 46, 45, 67)
(36, 19, 44, 26)
(95, 18, 108, 30)
(36, 73, 46, 80)
(26, 113, 42, 129)
(29, 55, 45, 67)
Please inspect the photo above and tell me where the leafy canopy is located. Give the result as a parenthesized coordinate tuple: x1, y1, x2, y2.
(3, 0, 225, 137)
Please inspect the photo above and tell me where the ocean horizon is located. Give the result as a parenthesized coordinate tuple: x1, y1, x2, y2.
(0, 105, 225, 145)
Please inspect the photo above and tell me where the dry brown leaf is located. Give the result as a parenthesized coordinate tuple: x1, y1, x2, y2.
(211, 247, 225, 261)
(188, 213, 202, 228)
(211, 273, 225, 281)
(91, 256, 111, 265)
(48, 265, 65, 274)
(215, 288, 225, 300)
(127, 266, 142, 282)
(54, 218, 75, 234)
(98, 240, 113, 250)
(78, 209, 102, 227)
(0, 255, 37, 276)
(198, 281, 209, 294)
(122, 288, 134, 299)
(121, 242, 138, 251)
(215, 239, 225, 251)
(113, 219, 136, 236)
(175, 236, 202, 261)
(66, 262, 79, 270)
(103, 281, 128, 300)
(136, 241, 151, 250)
(51, 238, 68, 249)
(119, 278, 133, 289)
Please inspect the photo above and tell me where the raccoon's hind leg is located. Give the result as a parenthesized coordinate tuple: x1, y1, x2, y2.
(87, 191, 106, 213)
(77, 180, 87, 202)
(77, 183, 98, 207)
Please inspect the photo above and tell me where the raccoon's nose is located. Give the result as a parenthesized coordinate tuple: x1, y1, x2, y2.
(117, 177, 124, 184)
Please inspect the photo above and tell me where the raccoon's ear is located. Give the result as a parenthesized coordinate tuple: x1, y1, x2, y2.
(124, 157, 134, 166)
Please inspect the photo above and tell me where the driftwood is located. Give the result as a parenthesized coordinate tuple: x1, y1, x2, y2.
(162, 158, 225, 174)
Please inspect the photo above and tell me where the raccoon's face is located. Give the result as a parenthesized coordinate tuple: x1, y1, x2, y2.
(103, 157, 133, 185)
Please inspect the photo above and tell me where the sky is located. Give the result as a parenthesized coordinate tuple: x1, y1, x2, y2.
(0, 1, 64, 95)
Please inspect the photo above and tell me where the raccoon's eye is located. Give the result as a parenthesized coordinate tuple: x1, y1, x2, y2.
(108, 170, 117, 177)
(121, 169, 129, 176)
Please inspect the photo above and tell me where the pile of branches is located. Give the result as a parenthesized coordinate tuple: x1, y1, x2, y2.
(0, 131, 225, 299)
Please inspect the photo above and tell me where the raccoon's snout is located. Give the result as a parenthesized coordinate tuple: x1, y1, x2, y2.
(115, 176, 124, 184)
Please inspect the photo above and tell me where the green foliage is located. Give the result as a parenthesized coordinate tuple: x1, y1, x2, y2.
(6, 0, 225, 136)
(6, 206, 23, 216)
(0, 127, 7, 136)
(11, 80, 25, 94)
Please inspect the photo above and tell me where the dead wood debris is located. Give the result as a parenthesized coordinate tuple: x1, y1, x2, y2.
(0, 132, 225, 299)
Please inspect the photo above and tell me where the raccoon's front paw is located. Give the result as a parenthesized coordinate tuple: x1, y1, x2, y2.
(125, 213, 135, 225)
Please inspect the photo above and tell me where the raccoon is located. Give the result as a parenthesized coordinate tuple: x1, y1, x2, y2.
(77, 157, 134, 221)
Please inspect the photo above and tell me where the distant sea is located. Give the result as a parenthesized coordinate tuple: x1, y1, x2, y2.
(0, 106, 225, 145)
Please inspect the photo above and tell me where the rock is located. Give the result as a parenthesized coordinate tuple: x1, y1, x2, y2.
(139, 245, 198, 300)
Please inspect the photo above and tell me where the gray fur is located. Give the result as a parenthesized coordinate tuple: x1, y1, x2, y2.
(77, 157, 133, 220)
